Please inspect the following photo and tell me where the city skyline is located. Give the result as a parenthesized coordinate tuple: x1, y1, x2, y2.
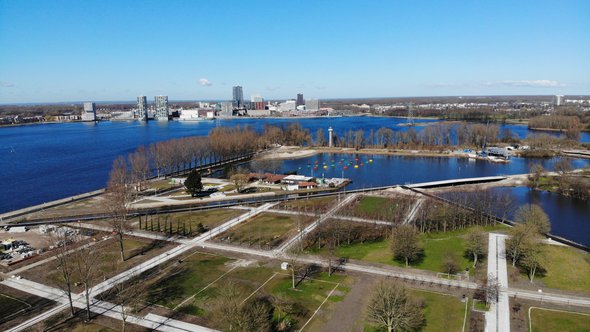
(0, 0, 589, 103)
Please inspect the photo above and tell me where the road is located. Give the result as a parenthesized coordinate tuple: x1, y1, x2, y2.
(485, 233, 510, 332)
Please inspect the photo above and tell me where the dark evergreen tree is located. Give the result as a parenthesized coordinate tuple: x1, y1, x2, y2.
(184, 170, 203, 197)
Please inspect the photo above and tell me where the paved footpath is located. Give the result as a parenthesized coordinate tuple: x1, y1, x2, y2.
(274, 194, 357, 254)
(2, 203, 277, 332)
(2, 277, 215, 332)
(485, 233, 510, 332)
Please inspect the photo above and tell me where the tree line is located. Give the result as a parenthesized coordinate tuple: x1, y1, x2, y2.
(528, 115, 583, 140)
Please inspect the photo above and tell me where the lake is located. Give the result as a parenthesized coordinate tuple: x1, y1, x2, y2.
(0, 116, 588, 213)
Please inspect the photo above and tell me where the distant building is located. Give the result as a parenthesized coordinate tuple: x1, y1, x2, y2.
(555, 95, 564, 106)
(81, 102, 96, 121)
(296, 93, 304, 107)
(251, 94, 265, 110)
(305, 99, 319, 112)
(219, 101, 234, 116)
(137, 96, 148, 120)
(248, 109, 271, 117)
(279, 100, 296, 112)
(154, 95, 169, 121)
(232, 86, 244, 107)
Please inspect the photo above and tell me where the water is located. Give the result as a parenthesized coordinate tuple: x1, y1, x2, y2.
(0, 117, 588, 213)
(263, 153, 590, 190)
(445, 187, 590, 247)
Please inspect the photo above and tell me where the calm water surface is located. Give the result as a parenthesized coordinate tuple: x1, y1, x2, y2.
(0, 117, 588, 213)
(444, 187, 590, 247)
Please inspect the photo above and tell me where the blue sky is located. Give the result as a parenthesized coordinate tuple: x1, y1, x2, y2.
(0, 0, 589, 103)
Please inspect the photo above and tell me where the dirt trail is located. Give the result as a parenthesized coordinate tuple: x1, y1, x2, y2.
(317, 274, 377, 332)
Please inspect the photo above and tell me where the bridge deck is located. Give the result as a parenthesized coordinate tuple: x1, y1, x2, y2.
(406, 176, 507, 188)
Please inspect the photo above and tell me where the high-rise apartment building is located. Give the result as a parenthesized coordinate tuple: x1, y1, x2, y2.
(232, 86, 244, 107)
(296, 93, 304, 107)
(137, 96, 148, 120)
(251, 94, 265, 110)
(555, 95, 564, 106)
(81, 102, 96, 121)
(305, 99, 319, 112)
(154, 95, 169, 121)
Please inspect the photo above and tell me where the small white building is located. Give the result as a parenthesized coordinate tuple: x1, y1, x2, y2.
(281, 175, 315, 191)
(9, 226, 28, 233)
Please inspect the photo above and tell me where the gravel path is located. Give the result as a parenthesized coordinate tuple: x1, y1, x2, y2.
(317, 275, 376, 332)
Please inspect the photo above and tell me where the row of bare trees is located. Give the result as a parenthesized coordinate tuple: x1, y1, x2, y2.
(51, 231, 146, 331)
(313, 123, 503, 150)
(414, 190, 514, 233)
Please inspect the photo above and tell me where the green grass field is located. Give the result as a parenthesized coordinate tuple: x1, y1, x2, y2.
(264, 272, 346, 328)
(312, 225, 506, 274)
(147, 252, 233, 309)
(365, 289, 466, 332)
(412, 290, 466, 332)
(354, 196, 391, 215)
(144, 250, 347, 330)
(535, 245, 590, 293)
(140, 208, 243, 234)
(0, 293, 29, 319)
(530, 308, 590, 332)
(279, 196, 336, 213)
(219, 213, 305, 248)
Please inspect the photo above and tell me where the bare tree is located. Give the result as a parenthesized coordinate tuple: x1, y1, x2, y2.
(441, 250, 460, 277)
(366, 280, 424, 332)
(506, 223, 529, 266)
(520, 238, 546, 283)
(390, 225, 422, 266)
(514, 204, 550, 234)
(50, 228, 78, 317)
(528, 164, 545, 189)
(105, 156, 132, 261)
(230, 173, 249, 192)
(129, 145, 150, 193)
(465, 227, 487, 268)
(109, 276, 148, 332)
(72, 242, 103, 321)
(315, 128, 326, 146)
(210, 281, 272, 332)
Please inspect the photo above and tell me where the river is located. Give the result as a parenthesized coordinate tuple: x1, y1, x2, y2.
(1, 117, 588, 213)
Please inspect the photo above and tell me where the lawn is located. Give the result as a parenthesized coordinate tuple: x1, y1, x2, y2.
(0, 293, 29, 320)
(534, 245, 590, 293)
(311, 225, 507, 274)
(365, 289, 466, 332)
(263, 272, 347, 328)
(25, 237, 170, 288)
(343, 195, 413, 221)
(218, 213, 308, 248)
(354, 196, 392, 215)
(147, 252, 233, 309)
(530, 308, 590, 332)
(139, 208, 243, 234)
(412, 290, 466, 332)
(181, 265, 277, 316)
(144, 251, 348, 330)
(278, 196, 337, 213)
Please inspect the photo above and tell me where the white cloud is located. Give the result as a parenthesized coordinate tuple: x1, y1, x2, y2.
(0, 81, 15, 88)
(483, 80, 566, 88)
(198, 78, 212, 86)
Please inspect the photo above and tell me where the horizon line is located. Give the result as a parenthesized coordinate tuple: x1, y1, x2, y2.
(1, 93, 589, 106)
